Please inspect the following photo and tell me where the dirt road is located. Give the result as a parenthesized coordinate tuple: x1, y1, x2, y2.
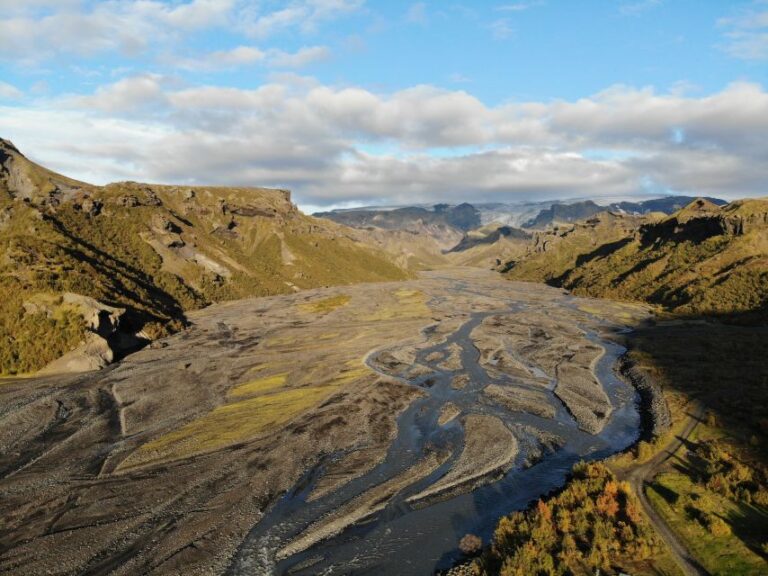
(619, 401, 709, 576)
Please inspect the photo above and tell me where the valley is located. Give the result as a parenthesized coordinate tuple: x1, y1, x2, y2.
(2, 5, 767, 574)
(0, 268, 648, 575)
(2, 139, 767, 575)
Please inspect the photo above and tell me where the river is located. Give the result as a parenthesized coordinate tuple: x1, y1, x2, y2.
(229, 277, 641, 575)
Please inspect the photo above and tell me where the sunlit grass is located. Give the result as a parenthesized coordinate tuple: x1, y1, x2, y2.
(647, 472, 768, 576)
(120, 359, 373, 470)
(121, 384, 341, 469)
(229, 373, 288, 398)
(298, 294, 351, 314)
(361, 288, 430, 321)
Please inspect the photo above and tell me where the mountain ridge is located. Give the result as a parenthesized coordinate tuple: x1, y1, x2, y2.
(503, 197, 768, 320)
(0, 138, 410, 374)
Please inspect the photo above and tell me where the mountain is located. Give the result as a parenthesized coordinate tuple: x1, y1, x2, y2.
(315, 196, 728, 239)
(445, 223, 531, 268)
(609, 195, 728, 215)
(0, 138, 409, 375)
(521, 196, 727, 229)
(345, 226, 453, 270)
(314, 203, 482, 252)
(315, 204, 534, 269)
(502, 211, 652, 280)
(522, 200, 605, 228)
(505, 198, 768, 320)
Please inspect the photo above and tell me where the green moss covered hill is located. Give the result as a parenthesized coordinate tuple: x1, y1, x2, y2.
(0, 138, 409, 374)
(504, 198, 768, 320)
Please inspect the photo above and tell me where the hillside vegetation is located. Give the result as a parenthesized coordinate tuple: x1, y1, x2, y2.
(505, 198, 768, 320)
(0, 138, 409, 374)
(501, 197, 768, 574)
(471, 462, 678, 576)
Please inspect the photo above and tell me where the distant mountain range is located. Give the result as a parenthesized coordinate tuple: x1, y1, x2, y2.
(314, 195, 728, 234)
(522, 197, 728, 228)
(313, 203, 481, 243)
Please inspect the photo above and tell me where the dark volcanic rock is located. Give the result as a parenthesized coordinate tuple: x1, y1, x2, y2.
(619, 356, 671, 439)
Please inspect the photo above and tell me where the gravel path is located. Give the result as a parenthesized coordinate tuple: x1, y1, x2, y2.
(619, 401, 710, 576)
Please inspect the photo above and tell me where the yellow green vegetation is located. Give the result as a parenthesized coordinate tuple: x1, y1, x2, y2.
(505, 213, 641, 286)
(122, 385, 338, 469)
(473, 462, 678, 576)
(648, 465, 767, 575)
(625, 321, 768, 573)
(0, 139, 409, 374)
(298, 294, 351, 314)
(506, 199, 768, 320)
(328, 360, 371, 386)
(229, 373, 288, 397)
(363, 288, 430, 321)
(630, 322, 768, 459)
(123, 360, 372, 469)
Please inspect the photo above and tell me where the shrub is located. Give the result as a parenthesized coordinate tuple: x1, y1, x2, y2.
(704, 513, 732, 537)
(459, 534, 483, 556)
(474, 463, 659, 575)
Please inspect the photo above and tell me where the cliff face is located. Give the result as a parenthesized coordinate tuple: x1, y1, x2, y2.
(0, 139, 409, 374)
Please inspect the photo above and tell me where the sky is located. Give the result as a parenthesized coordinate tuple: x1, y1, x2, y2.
(0, 1, 767, 212)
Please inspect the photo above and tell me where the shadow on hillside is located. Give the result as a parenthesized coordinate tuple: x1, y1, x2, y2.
(629, 310, 768, 459)
(628, 308, 768, 558)
(574, 237, 633, 267)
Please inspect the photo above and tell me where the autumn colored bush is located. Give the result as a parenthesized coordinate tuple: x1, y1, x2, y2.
(459, 533, 483, 556)
(472, 462, 661, 576)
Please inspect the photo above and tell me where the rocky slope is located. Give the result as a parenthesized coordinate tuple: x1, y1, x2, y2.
(444, 223, 531, 268)
(0, 138, 409, 374)
(521, 196, 726, 229)
(316, 205, 533, 270)
(505, 198, 768, 320)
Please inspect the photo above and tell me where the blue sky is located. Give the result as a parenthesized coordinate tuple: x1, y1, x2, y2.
(0, 1, 767, 210)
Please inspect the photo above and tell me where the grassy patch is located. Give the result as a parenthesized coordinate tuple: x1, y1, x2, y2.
(121, 384, 341, 469)
(623, 322, 768, 572)
(229, 373, 288, 397)
(362, 288, 430, 321)
(298, 294, 351, 314)
(122, 359, 373, 469)
(647, 472, 767, 575)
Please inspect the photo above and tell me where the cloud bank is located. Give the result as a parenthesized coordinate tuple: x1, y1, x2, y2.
(1, 77, 766, 208)
(0, 1, 765, 209)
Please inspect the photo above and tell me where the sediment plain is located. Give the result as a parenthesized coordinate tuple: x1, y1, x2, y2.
(0, 268, 650, 575)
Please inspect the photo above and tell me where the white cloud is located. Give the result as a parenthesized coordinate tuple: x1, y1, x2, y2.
(0, 81, 22, 100)
(168, 45, 330, 72)
(269, 46, 331, 68)
(495, 2, 544, 12)
(171, 46, 266, 71)
(164, 0, 235, 30)
(448, 73, 471, 84)
(75, 74, 170, 113)
(2, 79, 767, 207)
(719, 7, 768, 60)
(0, 0, 357, 66)
(238, 0, 364, 38)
